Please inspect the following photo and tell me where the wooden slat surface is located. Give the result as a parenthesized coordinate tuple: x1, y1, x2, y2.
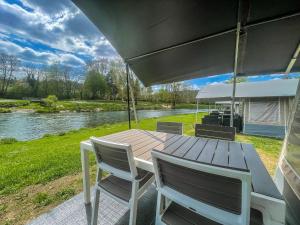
(212, 140, 229, 167)
(197, 139, 218, 163)
(242, 143, 283, 200)
(98, 129, 282, 199)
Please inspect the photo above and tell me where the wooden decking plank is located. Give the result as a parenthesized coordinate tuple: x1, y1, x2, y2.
(160, 136, 191, 154)
(132, 132, 167, 152)
(118, 130, 167, 145)
(212, 140, 229, 167)
(134, 134, 176, 156)
(197, 139, 218, 163)
(154, 135, 184, 152)
(242, 143, 283, 199)
(172, 137, 199, 157)
(106, 129, 142, 141)
(138, 135, 180, 161)
(102, 129, 136, 140)
(109, 130, 150, 145)
(229, 142, 247, 170)
(184, 138, 208, 160)
(139, 130, 176, 143)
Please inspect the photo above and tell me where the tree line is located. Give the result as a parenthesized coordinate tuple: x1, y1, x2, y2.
(0, 53, 197, 105)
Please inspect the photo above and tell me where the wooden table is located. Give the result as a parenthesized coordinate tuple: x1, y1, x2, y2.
(80, 129, 285, 225)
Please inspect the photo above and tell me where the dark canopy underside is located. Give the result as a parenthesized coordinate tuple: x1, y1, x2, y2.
(72, 0, 300, 86)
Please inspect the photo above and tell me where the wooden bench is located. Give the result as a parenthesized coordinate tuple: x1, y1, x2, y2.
(195, 124, 235, 141)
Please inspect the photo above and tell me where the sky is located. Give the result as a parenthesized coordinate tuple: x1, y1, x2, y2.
(0, 0, 299, 88)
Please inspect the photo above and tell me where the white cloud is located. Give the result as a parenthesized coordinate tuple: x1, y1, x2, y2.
(0, 0, 117, 66)
(0, 38, 86, 68)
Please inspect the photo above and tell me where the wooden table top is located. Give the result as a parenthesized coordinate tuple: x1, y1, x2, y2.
(98, 129, 282, 200)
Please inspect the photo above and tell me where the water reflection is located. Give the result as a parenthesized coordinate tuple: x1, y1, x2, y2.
(0, 109, 200, 141)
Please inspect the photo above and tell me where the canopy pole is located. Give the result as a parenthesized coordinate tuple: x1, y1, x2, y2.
(126, 63, 131, 129)
(231, 22, 241, 127)
(128, 68, 139, 127)
(196, 99, 199, 123)
(285, 42, 300, 75)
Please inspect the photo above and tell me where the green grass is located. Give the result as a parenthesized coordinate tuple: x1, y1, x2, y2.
(0, 112, 282, 197)
(0, 112, 284, 225)
(0, 113, 203, 195)
(33, 193, 53, 207)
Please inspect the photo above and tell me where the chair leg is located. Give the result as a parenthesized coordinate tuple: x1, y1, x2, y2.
(91, 188, 100, 225)
(129, 181, 139, 225)
(91, 169, 102, 225)
(155, 192, 164, 225)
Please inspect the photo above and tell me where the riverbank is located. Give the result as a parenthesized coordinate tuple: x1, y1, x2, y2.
(0, 113, 282, 225)
(0, 99, 201, 113)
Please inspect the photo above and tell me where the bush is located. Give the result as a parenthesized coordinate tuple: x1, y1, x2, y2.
(0, 100, 30, 108)
(0, 138, 17, 144)
(41, 95, 58, 107)
(0, 108, 11, 113)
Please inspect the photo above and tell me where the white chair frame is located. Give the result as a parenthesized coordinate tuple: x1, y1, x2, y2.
(90, 137, 155, 225)
(151, 150, 252, 225)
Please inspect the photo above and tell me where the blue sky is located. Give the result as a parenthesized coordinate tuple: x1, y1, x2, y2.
(0, 0, 298, 87)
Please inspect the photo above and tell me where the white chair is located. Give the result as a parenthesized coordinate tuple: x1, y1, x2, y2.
(151, 150, 252, 225)
(90, 137, 155, 225)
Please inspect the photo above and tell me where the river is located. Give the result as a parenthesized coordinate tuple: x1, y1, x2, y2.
(0, 109, 202, 141)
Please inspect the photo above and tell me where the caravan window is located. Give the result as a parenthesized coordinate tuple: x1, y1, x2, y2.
(249, 99, 280, 124)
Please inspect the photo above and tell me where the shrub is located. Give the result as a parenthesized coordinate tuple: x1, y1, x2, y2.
(41, 95, 58, 107)
(0, 100, 30, 108)
(0, 138, 17, 144)
(0, 108, 11, 113)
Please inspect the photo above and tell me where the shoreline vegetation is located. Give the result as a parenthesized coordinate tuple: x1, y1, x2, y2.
(0, 98, 203, 114)
(0, 113, 282, 225)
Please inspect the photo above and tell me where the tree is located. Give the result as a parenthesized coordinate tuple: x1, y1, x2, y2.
(105, 69, 118, 100)
(25, 66, 41, 97)
(84, 70, 107, 99)
(0, 53, 19, 97)
(168, 82, 182, 109)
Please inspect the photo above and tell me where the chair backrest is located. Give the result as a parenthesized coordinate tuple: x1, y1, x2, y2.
(195, 124, 235, 141)
(152, 150, 251, 225)
(202, 115, 220, 125)
(90, 137, 137, 180)
(156, 122, 183, 135)
(210, 111, 220, 116)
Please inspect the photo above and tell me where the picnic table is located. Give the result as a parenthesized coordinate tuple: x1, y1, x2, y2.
(80, 129, 285, 225)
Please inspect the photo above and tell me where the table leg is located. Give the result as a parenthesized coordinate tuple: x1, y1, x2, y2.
(81, 145, 91, 204)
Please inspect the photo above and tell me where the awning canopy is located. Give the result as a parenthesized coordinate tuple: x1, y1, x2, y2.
(72, 0, 300, 86)
(196, 79, 299, 102)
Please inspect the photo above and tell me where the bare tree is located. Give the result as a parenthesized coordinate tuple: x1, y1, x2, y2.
(168, 82, 182, 109)
(24, 65, 41, 97)
(87, 58, 110, 75)
(0, 53, 19, 96)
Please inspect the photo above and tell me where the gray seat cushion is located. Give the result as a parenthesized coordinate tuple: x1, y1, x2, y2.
(99, 170, 153, 202)
(162, 202, 263, 225)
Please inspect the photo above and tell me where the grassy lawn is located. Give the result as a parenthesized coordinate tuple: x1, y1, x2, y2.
(0, 112, 282, 225)
(0, 99, 202, 113)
